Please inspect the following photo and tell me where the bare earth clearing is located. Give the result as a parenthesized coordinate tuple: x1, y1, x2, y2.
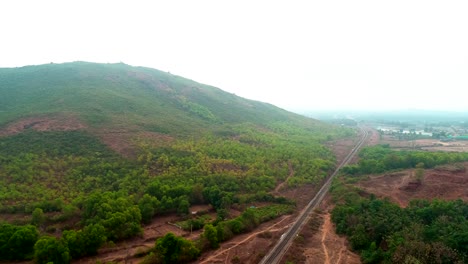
(0, 115, 87, 137)
(357, 163, 468, 207)
(282, 199, 361, 264)
(93, 129, 174, 157)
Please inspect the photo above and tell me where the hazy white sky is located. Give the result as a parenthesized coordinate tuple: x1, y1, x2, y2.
(1, 1, 468, 112)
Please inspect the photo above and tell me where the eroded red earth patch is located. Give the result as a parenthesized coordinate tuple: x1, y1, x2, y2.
(357, 163, 468, 207)
(0, 115, 87, 136)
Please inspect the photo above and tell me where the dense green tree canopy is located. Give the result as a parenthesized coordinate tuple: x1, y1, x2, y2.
(34, 236, 70, 264)
(0, 224, 38, 260)
(342, 144, 468, 175)
(155, 233, 200, 264)
(331, 183, 468, 263)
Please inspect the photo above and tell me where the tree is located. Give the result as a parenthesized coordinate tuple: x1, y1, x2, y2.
(216, 208, 229, 222)
(227, 219, 244, 234)
(191, 183, 204, 204)
(0, 223, 17, 258)
(34, 236, 70, 264)
(31, 208, 45, 227)
(203, 224, 219, 249)
(138, 194, 160, 224)
(82, 223, 107, 255)
(202, 186, 223, 209)
(414, 162, 424, 182)
(80, 192, 142, 241)
(155, 233, 200, 264)
(177, 196, 190, 216)
(62, 230, 84, 258)
(62, 223, 106, 258)
(6, 225, 39, 260)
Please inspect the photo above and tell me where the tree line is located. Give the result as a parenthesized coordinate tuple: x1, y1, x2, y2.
(342, 144, 468, 175)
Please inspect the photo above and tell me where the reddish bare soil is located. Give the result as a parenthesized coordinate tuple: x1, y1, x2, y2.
(279, 184, 321, 209)
(327, 127, 379, 165)
(364, 128, 380, 147)
(0, 114, 86, 136)
(308, 200, 361, 264)
(356, 163, 468, 207)
(93, 129, 174, 157)
(282, 199, 361, 264)
(93, 128, 137, 157)
(327, 137, 356, 165)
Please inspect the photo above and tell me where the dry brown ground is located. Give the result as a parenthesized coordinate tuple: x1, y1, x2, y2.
(92, 129, 174, 157)
(327, 127, 379, 165)
(326, 136, 356, 165)
(0, 114, 87, 137)
(282, 199, 361, 264)
(357, 163, 468, 207)
(364, 129, 380, 147)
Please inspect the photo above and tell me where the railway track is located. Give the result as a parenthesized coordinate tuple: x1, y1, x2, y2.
(259, 127, 369, 264)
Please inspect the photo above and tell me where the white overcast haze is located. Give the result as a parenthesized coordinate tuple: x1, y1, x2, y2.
(1, 0, 468, 112)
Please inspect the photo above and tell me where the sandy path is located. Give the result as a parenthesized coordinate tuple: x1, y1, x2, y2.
(321, 214, 331, 264)
(302, 209, 360, 264)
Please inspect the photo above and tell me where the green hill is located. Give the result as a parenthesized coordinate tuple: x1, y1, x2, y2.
(0, 61, 324, 135)
(0, 62, 352, 262)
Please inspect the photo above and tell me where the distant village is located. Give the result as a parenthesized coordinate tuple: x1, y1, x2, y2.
(376, 123, 468, 141)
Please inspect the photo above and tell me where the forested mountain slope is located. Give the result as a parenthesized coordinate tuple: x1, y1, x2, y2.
(0, 61, 329, 135)
(0, 62, 352, 263)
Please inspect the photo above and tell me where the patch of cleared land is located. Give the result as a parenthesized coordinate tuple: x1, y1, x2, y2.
(356, 163, 468, 207)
